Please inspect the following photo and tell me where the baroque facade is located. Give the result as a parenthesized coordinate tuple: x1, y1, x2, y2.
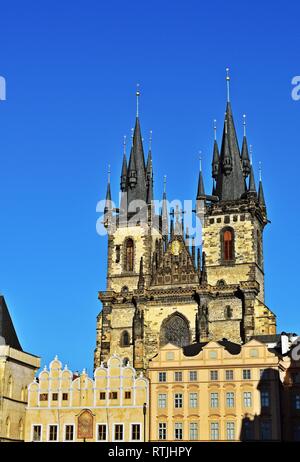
(94, 78, 276, 372)
(25, 355, 148, 442)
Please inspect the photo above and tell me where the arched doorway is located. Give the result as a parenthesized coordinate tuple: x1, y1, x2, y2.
(160, 313, 190, 347)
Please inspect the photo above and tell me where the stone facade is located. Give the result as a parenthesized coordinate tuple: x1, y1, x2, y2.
(0, 346, 40, 441)
(95, 99, 277, 373)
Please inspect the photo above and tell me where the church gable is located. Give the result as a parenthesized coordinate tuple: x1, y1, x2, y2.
(151, 237, 198, 287)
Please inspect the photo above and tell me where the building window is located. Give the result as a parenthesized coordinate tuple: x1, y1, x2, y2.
(222, 228, 234, 261)
(52, 393, 58, 401)
(158, 423, 167, 440)
(97, 424, 107, 441)
(158, 372, 167, 382)
(260, 369, 269, 380)
(120, 330, 130, 347)
(210, 422, 219, 441)
(32, 425, 42, 442)
(125, 238, 134, 272)
(62, 393, 68, 401)
(225, 305, 233, 319)
(174, 371, 183, 382)
(257, 230, 262, 267)
(125, 391, 131, 400)
(294, 394, 300, 410)
(225, 370, 234, 380)
(250, 348, 258, 357)
(226, 422, 235, 441)
(226, 392, 235, 408)
(260, 421, 272, 441)
(189, 393, 198, 408)
(293, 425, 300, 442)
(114, 424, 124, 441)
(39, 393, 48, 401)
(210, 392, 219, 408)
(48, 425, 58, 442)
(174, 423, 183, 440)
(116, 245, 121, 263)
(242, 420, 254, 441)
(8, 376, 13, 398)
(131, 424, 141, 441)
(189, 371, 197, 381)
(210, 370, 218, 381)
(158, 394, 167, 408)
(243, 392, 252, 408)
(109, 392, 118, 400)
(209, 351, 217, 359)
(261, 390, 270, 408)
(189, 422, 198, 441)
(243, 369, 251, 380)
(174, 393, 183, 408)
(65, 425, 74, 441)
(99, 392, 106, 400)
(166, 352, 174, 361)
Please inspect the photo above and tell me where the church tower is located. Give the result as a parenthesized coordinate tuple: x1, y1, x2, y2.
(95, 74, 276, 372)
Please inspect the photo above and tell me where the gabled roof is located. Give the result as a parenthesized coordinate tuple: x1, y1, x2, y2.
(0, 296, 22, 351)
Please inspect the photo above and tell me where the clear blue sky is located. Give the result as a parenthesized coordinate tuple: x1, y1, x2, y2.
(0, 0, 299, 374)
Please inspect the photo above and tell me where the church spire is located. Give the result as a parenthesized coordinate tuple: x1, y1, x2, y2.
(161, 175, 169, 242)
(215, 69, 246, 201)
(212, 119, 220, 180)
(146, 131, 154, 204)
(104, 165, 113, 228)
(197, 154, 205, 199)
(241, 114, 251, 178)
(258, 162, 267, 211)
(120, 136, 128, 192)
(248, 164, 257, 193)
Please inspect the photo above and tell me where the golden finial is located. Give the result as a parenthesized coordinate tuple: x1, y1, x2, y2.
(136, 83, 140, 117)
(226, 67, 230, 102)
(213, 119, 217, 141)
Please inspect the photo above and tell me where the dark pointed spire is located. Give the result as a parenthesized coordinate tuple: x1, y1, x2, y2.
(120, 136, 128, 192)
(215, 70, 246, 201)
(248, 165, 257, 193)
(212, 120, 220, 179)
(200, 251, 207, 285)
(258, 162, 267, 210)
(197, 156, 205, 199)
(197, 248, 201, 274)
(241, 115, 251, 178)
(104, 165, 112, 213)
(162, 175, 169, 242)
(127, 87, 147, 206)
(146, 133, 154, 204)
(138, 257, 145, 290)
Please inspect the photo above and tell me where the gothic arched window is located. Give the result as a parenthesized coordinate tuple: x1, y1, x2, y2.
(257, 230, 262, 268)
(160, 313, 190, 348)
(125, 238, 134, 272)
(120, 330, 130, 347)
(221, 227, 235, 262)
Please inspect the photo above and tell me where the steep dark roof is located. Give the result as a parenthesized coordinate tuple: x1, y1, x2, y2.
(215, 102, 246, 201)
(0, 296, 22, 351)
(252, 334, 281, 344)
(183, 338, 241, 357)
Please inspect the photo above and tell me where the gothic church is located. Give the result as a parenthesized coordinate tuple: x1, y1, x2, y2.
(94, 76, 276, 371)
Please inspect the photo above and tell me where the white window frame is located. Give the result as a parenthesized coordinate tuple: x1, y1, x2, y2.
(158, 393, 167, 408)
(63, 424, 75, 442)
(158, 422, 167, 440)
(226, 421, 235, 440)
(96, 423, 108, 442)
(189, 392, 198, 408)
(174, 393, 183, 408)
(47, 424, 59, 442)
(31, 424, 43, 442)
(130, 423, 142, 442)
(113, 423, 124, 442)
(189, 422, 198, 440)
(174, 422, 183, 440)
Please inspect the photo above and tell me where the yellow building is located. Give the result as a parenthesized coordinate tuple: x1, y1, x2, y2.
(148, 339, 283, 441)
(0, 296, 40, 442)
(25, 354, 148, 442)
